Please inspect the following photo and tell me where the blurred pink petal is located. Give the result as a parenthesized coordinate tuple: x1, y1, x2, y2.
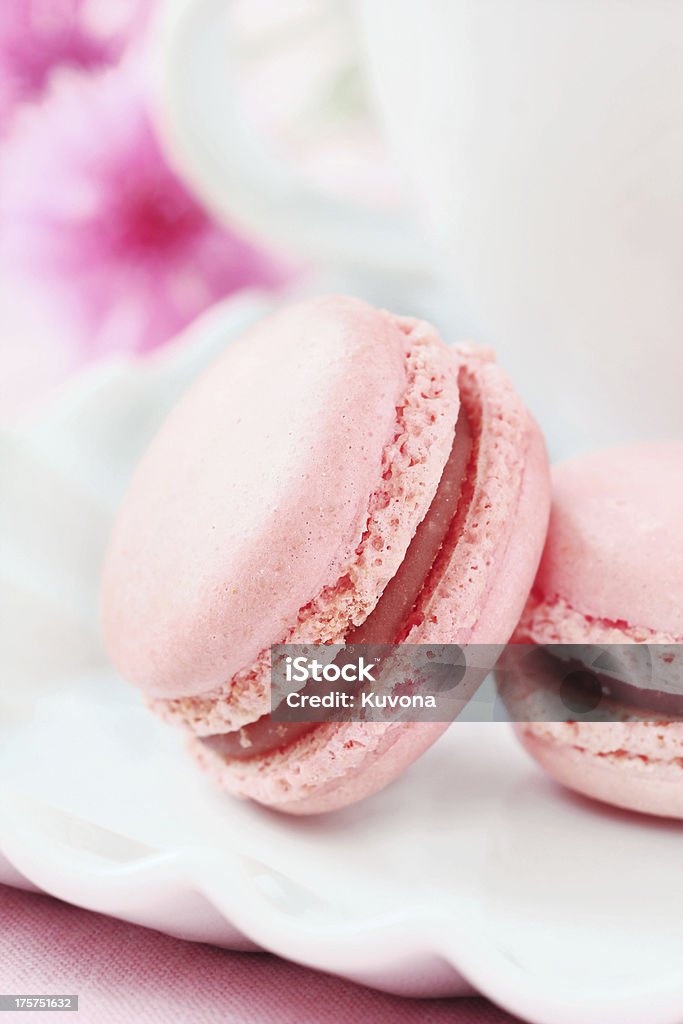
(0, 60, 291, 358)
(0, 0, 147, 127)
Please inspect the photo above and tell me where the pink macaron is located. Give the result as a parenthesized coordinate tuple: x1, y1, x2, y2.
(511, 442, 683, 819)
(102, 296, 550, 814)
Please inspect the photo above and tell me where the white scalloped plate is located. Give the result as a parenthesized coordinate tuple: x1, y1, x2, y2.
(2, 293, 683, 1024)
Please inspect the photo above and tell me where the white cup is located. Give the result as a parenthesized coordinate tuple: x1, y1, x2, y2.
(155, 0, 683, 455)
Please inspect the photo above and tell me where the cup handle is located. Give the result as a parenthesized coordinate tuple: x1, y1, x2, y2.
(153, 0, 427, 274)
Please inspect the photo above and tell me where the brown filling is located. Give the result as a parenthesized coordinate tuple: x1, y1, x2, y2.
(498, 647, 683, 722)
(202, 405, 474, 761)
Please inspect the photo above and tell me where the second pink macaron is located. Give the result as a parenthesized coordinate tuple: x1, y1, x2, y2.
(102, 296, 550, 814)
(511, 442, 683, 819)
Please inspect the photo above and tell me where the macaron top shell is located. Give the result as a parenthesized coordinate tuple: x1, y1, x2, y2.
(102, 296, 459, 699)
(533, 442, 683, 638)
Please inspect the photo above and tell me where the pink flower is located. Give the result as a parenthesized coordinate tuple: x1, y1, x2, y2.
(0, 0, 146, 127)
(0, 61, 291, 357)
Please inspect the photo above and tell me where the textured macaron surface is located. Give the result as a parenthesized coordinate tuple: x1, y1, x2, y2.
(102, 297, 459, 701)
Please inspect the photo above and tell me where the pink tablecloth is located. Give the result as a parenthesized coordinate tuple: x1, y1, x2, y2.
(0, 885, 523, 1024)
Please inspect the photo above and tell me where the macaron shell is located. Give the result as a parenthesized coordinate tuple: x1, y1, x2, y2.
(102, 297, 458, 700)
(191, 720, 452, 816)
(516, 592, 682, 648)
(196, 346, 551, 814)
(535, 442, 683, 638)
(144, 311, 460, 730)
(516, 722, 683, 819)
(404, 347, 550, 646)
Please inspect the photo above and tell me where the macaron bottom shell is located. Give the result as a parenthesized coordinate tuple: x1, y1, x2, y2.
(516, 721, 683, 820)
